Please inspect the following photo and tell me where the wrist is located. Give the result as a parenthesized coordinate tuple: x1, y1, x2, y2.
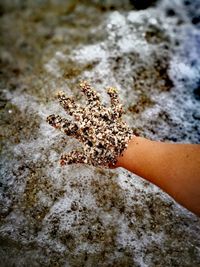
(114, 135, 138, 168)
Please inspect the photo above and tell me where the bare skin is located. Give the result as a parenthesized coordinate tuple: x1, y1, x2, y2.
(115, 136, 200, 216)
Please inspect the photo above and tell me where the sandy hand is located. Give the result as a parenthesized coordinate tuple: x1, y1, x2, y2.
(46, 81, 133, 167)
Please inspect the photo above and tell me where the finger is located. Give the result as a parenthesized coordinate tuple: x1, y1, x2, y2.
(57, 91, 83, 116)
(79, 81, 100, 104)
(46, 114, 79, 137)
(60, 150, 87, 165)
(47, 114, 62, 128)
(107, 87, 123, 118)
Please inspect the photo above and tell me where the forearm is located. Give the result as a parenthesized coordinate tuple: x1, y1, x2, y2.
(116, 136, 200, 216)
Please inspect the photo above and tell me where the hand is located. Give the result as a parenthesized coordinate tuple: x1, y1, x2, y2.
(46, 81, 133, 167)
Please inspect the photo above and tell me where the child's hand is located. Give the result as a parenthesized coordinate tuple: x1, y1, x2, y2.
(46, 81, 133, 167)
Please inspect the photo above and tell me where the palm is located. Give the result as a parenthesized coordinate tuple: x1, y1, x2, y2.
(47, 81, 133, 167)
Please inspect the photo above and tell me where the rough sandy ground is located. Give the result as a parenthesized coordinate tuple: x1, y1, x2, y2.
(0, 0, 200, 266)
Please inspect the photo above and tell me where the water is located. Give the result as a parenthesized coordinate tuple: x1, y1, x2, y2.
(0, 0, 200, 266)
